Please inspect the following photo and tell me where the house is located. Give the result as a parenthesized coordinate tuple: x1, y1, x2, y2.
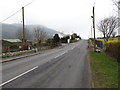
(2, 39, 33, 52)
(2, 39, 22, 52)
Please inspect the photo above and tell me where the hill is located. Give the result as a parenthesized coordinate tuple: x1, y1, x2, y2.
(2, 23, 60, 40)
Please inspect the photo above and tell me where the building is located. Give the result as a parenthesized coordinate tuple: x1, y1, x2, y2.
(2, 39, 22, 52)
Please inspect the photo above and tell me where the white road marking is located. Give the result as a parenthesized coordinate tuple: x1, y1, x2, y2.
(54, 52, 66, 59)
(0, 66, 38, 86)
(54, 45, 76, 59)
(55, 55, 61, 58)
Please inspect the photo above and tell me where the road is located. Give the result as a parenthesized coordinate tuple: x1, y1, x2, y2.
(2, 40, 91, 88)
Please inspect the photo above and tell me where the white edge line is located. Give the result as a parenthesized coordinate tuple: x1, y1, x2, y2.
(0, 66, 38, 86)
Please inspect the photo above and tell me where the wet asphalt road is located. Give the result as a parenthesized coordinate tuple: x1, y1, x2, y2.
(2, 40, 91, 88)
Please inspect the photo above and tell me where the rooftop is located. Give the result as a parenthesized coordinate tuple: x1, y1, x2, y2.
(3, 39, 22, 43)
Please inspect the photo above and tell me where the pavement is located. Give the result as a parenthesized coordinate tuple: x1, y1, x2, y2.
(1, 52, 40, 63)
(1, 43, 66, 63)
(1, 40, 91, 88)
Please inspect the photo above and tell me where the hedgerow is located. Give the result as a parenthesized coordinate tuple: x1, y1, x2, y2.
(106, 40, 120, 61)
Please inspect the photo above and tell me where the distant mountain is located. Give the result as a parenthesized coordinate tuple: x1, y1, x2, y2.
(2, 23, 62, 40)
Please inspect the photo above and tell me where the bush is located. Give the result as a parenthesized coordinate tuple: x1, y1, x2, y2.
(47, 38, 54, 45)
(41, 42, 48, 46)
(106, 40, 120, 60)
(61, 37, 67, 43)
(53, 34, 60, 43)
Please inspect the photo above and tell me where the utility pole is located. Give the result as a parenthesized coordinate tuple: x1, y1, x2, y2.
(22, 7, 25, 50)
(91, 6, 96, 51)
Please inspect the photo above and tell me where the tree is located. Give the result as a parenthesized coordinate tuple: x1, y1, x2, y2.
(112, 31, 117, 37)
(72, 33, 77, 38)
(97, 16, 118, 41)
(71, 33, 77, 40)
(47, 38, 54, 45)
(34, 27, 48, 46)
(76, 36, 81, 39)
(16, 28, 31, 50)
(16, 28, 31, 41)
(112, 0, 120, 10)
(61, 36, 70, 43)
(53, 34, 60, 43)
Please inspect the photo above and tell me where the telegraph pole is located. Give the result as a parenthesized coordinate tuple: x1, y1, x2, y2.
(22, 7, 25, 50)
(91, 6, 96, 51)
(93, 6, 96, 51)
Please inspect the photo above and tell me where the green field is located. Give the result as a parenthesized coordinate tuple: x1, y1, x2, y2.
(89, 51, 118, 88)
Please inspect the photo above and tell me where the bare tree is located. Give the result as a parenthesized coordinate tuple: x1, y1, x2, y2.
(16, 28, 31, 41)
(112, 0, 120, 10)
(97, 16, 118, 41)
(97, 18, 109, 39)
(112, 0, 120, 38)
(108, 16, 118, 37)
(34, 27, 48, 46)
(112, 31, 117, 37)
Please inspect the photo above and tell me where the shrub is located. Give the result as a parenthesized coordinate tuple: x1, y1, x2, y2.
(61, 37, 67, 43)
(53, 34, 60, 43)
(47, 38, 54, 45)
(106, 40, 120, 61)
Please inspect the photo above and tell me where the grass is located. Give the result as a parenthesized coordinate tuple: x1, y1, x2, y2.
(89, 50, 118, 88)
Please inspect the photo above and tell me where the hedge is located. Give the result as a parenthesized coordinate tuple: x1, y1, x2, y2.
(106, 40, 120, 61)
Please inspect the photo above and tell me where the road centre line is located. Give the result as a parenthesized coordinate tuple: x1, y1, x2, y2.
(0, 66, 38, 87)
(54, 52, 65, 59)
(54, 54, 62, 59)
(54, 45, 78, 59)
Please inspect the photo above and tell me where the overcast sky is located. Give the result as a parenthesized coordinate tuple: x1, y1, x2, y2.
(0, 0, 117, 39)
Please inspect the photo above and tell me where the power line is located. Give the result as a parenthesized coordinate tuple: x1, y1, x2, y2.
(24, 0, 36, 7)
(0, 8, 21, 23)
(0, 0, 36, 23)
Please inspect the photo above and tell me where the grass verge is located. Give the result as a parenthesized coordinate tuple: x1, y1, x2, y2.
(89, 50, 118, 88)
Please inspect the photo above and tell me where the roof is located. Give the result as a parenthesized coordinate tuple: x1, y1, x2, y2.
(2, 40, 13, 46)
(3, 39, 22, 43)
(53, 33, 66, 38)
